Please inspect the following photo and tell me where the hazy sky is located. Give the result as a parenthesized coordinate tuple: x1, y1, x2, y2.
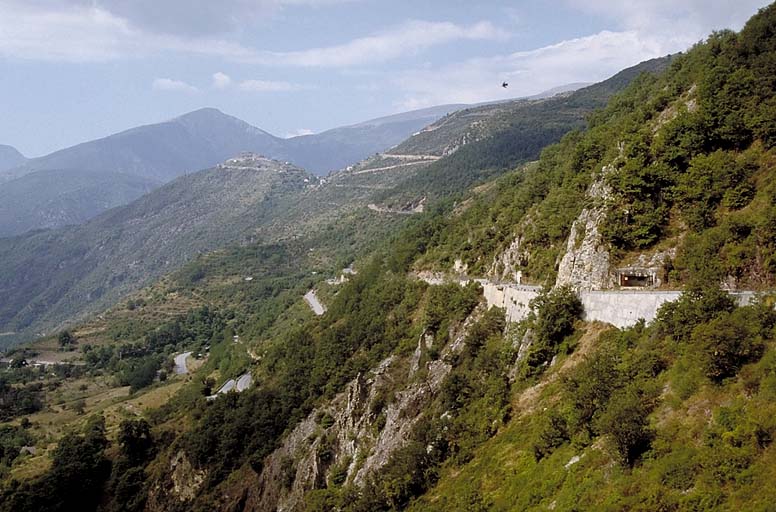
(0, 0, 770, 156)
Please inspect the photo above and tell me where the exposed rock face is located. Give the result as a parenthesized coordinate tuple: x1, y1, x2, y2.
(508, 328, 535, 382)
(652, 84, 698, 133)
(247, 307, 484, 511)
(147, 450, 207, 510)
(409, 332, 434, 377)
(555, 168, 615, 291)
(490, 235, 529, 282)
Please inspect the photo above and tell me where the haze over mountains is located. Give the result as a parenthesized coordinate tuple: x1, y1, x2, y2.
(0, 105, 467, 237)
(0, 144, 26, 172)
(1, 3, 774, 511)
(1, 106, 460, 183)
(0, 60, 667, 344)
(0, 84, 596, 239)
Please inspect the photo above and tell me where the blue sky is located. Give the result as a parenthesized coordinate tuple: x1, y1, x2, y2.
(0, 0, 770, 156)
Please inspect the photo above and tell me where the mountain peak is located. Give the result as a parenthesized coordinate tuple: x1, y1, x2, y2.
(172, 107, 275, 140)
(172, 107, 245, 126)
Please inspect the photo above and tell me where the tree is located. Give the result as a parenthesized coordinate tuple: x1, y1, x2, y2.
(691, 305, 770, 383)
(596, 386, 654, 466)
(57, 331, 74, 349)
(118, 419, 153, 464)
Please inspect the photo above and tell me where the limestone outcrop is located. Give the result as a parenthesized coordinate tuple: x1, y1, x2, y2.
(247, 307, 484, 511)
(555, 167, 615, 291)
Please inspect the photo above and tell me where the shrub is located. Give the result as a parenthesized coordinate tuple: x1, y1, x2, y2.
(596, 386, 654, 466)
(690, 305, 770, 383)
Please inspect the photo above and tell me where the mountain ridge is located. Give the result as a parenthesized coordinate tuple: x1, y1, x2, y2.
(0, 59, 669, 344)
(0, 144, 26, 172)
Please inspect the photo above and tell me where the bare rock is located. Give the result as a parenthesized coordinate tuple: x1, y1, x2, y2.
(556, 168, 615, 291)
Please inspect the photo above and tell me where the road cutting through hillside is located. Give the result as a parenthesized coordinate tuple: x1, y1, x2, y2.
(350, 160, 429, 175)
(173, 351, 192, 375)
(304, 290, 326, 315)
(207, 371, 253, 400)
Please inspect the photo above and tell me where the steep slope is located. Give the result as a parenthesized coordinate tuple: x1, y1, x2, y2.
(0, 144, 26, 172)
(1, 108, 284, 184)
(251, 7, 776, 510)
(0, 58, 664, 344)
(337, 56, 671, 212)
(0, 169, 160, 237)
(279, 104, 466, 174)
(4, 6, 776, 512)
(0, 155, 314, 340)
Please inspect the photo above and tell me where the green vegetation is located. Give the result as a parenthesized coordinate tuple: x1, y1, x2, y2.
(0, 378, 42, 421)
(2, 6, 776, 511)
(406, 287, 776, 511)
(306, 306, 509, 511)
(0, 424, 33, 474)
(523, 286, 584, 373)
(0, 415, 109, 512)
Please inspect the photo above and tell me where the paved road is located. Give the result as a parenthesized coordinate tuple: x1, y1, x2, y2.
(217, 379, 236, 394)
(351, 160, 427, 175)
(304, 290, 326, 315)
(236, 372, 252, 392)
(207, 371, 252, 400)
(174, 351, 192, 375)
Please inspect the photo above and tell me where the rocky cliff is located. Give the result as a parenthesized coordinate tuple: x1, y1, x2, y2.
(555, 166, 615, 291)
(245, 306, 484, 511)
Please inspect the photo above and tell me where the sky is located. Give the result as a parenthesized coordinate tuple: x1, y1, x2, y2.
(0, 0, 771, 156)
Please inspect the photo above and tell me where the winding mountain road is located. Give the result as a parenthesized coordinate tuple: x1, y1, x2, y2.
(174, 351, 192, 375)
(304, 290, 326, 315)
(207, 371, 253, 400)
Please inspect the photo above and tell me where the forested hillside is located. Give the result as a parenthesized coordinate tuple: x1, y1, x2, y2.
(2, 5, 776, 512)
(0, 58, 663, 347)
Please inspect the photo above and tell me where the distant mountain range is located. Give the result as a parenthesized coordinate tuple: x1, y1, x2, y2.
(0, 84, 597, 239)
(0, 66, 668, 343)
(0, 105, 465, 185)
(0, 105, 467, 237)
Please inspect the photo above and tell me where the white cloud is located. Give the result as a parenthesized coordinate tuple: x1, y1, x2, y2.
(210, 71, 308, 92)
(391, 0, 772, 110)
(284, 128, 315, 138)
(565, 0, 770, 39)
(0, 1, 509, 68)
(238, 79, 306, 92)
(0, 0, 260, 62)
(260, 20, 510, 67)
(278, 0, 359, 5)
(39, 0, 361, 38)
(392, 30, 662, 110)
(152, 78, 199, 93)
(212, 72, 233, 89)
(0, 2, 132, 61)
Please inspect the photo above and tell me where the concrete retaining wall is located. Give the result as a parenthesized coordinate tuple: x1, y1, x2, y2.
(481, 286, 759, 329)
(578, 291, 680, 328)
(416, 273, 760, 329)
(481, 283, 541, 323)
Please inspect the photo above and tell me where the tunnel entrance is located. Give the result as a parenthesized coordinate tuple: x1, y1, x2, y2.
(617, 268, 656, 288)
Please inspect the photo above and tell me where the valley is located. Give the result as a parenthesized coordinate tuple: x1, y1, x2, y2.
(2, 4, 776, 512)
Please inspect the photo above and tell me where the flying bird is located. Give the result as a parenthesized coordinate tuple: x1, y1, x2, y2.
(502, 81, 509, 88)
